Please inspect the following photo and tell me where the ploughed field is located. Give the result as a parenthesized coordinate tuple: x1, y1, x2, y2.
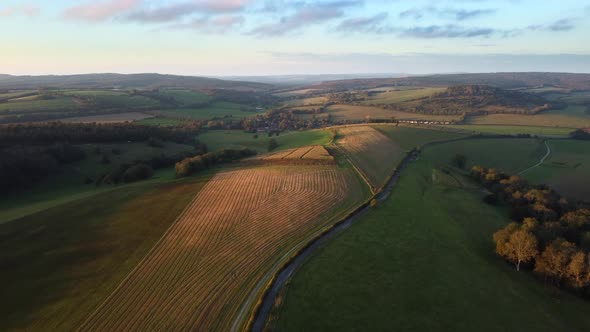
(79, 165, 368, 331)
(250, 145, 334, 164)
(335, 126, 405, 191)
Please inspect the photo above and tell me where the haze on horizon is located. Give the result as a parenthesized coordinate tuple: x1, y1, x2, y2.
(2, 0, 590, 76)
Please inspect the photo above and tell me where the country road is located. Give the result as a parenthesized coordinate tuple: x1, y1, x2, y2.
(519, 140, 551, 175)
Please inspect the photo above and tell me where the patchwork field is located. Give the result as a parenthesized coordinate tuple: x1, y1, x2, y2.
(78, 165, 368, 331)
(335, 126, 405, 190)
(273, 158, 590, 332)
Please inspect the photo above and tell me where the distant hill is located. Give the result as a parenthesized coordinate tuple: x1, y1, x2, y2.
(405, 85, 553, 115)
(0, 73, 271, 91)
(312, 73, 590, 91)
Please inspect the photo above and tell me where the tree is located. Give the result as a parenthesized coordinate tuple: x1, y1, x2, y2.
(567, 251, 588, 288)
(494, 223, 538, 271)
(451, 154, 467, 169)
(268, 138, 278, 151)
(370, 199, 378, 208)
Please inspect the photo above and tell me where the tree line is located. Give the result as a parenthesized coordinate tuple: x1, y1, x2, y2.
(0, 143, 86, 194)
(0, 122, 200, 147)
(175, 148, 257, 178)
(471, 166, 590, 295)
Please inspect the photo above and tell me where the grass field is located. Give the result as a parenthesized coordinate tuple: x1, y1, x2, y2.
(158, 101, 254, 120)
(79, 165, 370, 331)
(325, 104, 461, 122)
(274, 158, 590, 332)
(374, 125, 469, 150)
(421, 138, 546, 174)
(134, 117, 189, 126)
(360, 87, 446, 105)
(283, 96, 328, 107)
(524, 139, 590, 201)
(0, 175, 212, 331)
(161, 89, 211, 105)
(0, 96, 79, 113)
(57, 112, 153, 123)
(198, 129, 332, 153)
(445, 125, 574, 137)
(336, 126, 405, 190)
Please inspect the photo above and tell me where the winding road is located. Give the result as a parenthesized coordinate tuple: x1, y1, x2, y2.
(519, 140, 551, 175)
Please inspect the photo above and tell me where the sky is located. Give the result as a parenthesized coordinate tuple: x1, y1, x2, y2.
(1, 0, 590, 76)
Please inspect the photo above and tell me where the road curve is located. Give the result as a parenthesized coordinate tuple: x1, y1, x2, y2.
(248, 152, 417, 332)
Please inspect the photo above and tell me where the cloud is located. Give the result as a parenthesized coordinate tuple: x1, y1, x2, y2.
(400, 25, 495, 38)
(400, 6, 496, 21)
(0, 5, 39, 17)
(63, 0, 142, 22)
(125, 0, 252, 23)
(527, 18, 577, 32)
(548, 18, 575, 31)
(335, 12, 388, 33)
(167, 15, 245, 32)
(250, 1, 362, 36)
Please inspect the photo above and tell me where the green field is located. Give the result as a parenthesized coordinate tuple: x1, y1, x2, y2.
(524, 139, 590, 201)
(0, 174, 212, 331)
(198, 129, 332, 153)
(274, 157, 590, 331)
(421, 138, 545, 174)
(467, 105, 590, 128)
(360, 87, 446, 105)
(374, 125, 469, 150)
(159, 101, 255, 120)
(161, 89, 212, 105)
(0, 96, 79, 113)
(445, 125, 574, 137)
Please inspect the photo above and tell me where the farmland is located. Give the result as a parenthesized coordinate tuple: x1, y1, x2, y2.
(359, 87, 446, 105)
(325, 104, 462, 122)
(466, 105, 590, 128)
(335, 126, 405, 190)
(421, 138, 546, 174)
(0, 175, 212, 331)
(273, 157, 590, 332)
(445, 125, 574, 137)
(198, 129, 332, 152)
(155, 101, 255, 120)
(254, 145, 334, 163)
(79, 165, 369, 331)
(524, 139, 590, 201)
(57, 112, 153, 123)
(374, 125, 469, 150)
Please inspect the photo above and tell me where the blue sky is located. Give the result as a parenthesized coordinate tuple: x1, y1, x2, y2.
(1, 0, 589, 75)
